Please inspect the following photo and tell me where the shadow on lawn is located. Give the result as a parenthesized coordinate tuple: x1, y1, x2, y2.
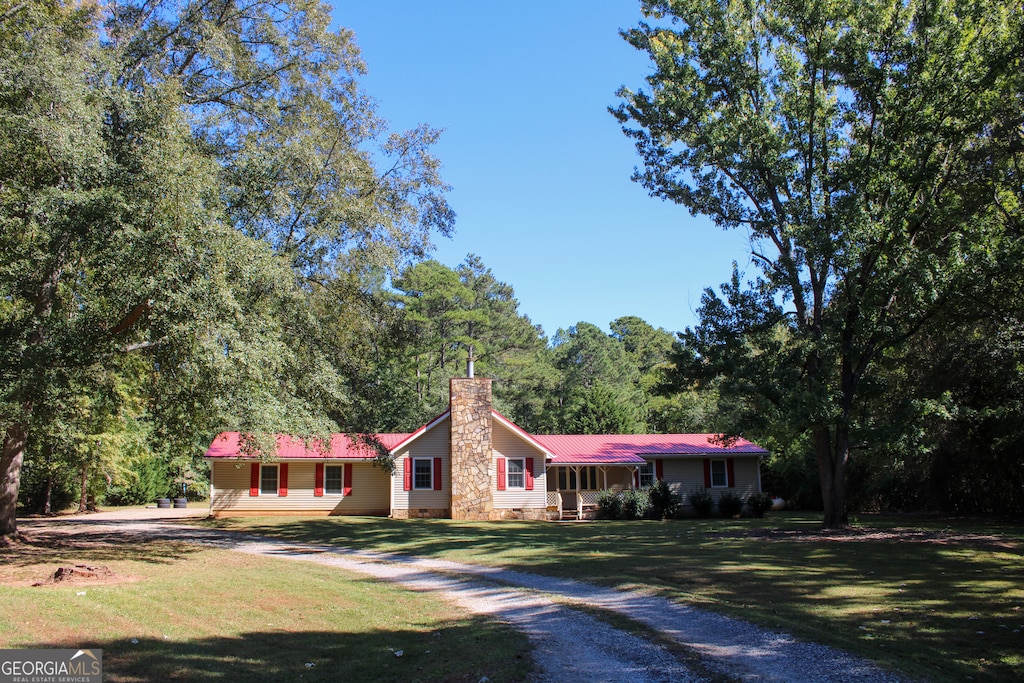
(2, 526, 204, 568)
(204, 515, 1024, 682)
(31, 619, 532, 683)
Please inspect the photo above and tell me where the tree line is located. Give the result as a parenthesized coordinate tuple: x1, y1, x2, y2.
(3, 0, 1021, 537)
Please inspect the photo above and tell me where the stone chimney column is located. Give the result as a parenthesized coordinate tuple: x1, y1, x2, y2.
(449, 377, 493, 520)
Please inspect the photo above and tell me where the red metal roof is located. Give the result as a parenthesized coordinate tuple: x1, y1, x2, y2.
(535, 434, 768, 465)
(205, 429, 765, 465)
(204, 432, 410, 460)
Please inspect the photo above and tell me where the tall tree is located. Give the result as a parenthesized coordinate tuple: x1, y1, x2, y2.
(615, 0, 1023, 526)
(548, 322, 645, 433)
(393, 255, 547, 425)
(0, 3, 205, 537)
(0, 0, 453, 539)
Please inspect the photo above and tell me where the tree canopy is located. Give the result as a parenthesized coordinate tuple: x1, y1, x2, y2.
(615, 0, 1024, 526)
(0, 0, 454, 538)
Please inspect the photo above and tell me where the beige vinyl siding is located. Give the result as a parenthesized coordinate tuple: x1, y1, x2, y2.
(210, 461, 389, 515)
(492, 423, 547, 509)
(659, 456, 761, 504)
(334, 463, 391, 515)
(602, 467, 633, 491)
(726, 457, 761, 499)
(391, 418, 450, 512)
(661, 458, 704, 499)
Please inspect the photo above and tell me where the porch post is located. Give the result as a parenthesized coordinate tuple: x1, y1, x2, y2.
(574, 465, 581, 518)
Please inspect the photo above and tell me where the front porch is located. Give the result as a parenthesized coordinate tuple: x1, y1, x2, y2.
(545, 464, 646, 520)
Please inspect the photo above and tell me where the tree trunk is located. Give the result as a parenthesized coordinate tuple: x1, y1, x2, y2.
(1, 425, 27, 540)
(78, 461, 89, 512)
(815, 424, 850, 528)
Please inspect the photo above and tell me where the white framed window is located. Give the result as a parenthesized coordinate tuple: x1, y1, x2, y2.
(324, 465, 343, 494)
(638, 462, 655, 488)
(710, 459, 729, 488)
(260, 464, 278, 495)
(506, 458, 525, 489)
(413, 458, 433, 490)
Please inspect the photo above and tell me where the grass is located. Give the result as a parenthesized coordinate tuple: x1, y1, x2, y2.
(202, 512, 1024, 682)
(0, 530, 533, 683)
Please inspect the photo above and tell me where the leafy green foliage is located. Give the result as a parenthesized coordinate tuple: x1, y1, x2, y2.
(616, 0, 1024, 525)
(688, 488, 714, 517)
(545, 322, 646, 433)
(595, 487, 658, 520)
(620, 488, 652, 520)
(391, 256, 548, 427)
(0, 0, 454, 532)
(717, 491, 743, 518)
(747, 492, 773, 519)
(647, 478, 681, 520)
(595, 489, 623, 520)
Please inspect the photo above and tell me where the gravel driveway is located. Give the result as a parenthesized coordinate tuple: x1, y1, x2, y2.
(21, 510, 910, 683)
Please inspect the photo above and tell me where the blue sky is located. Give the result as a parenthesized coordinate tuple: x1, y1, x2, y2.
(333, 1, 754, 338)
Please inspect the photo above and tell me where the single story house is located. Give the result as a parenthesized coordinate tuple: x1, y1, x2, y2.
(204, 377, 767, 520)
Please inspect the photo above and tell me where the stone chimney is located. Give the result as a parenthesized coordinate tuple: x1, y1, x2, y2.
(449, 377, 493, 520)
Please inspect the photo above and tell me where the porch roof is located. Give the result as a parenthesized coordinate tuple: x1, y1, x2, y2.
(205, 431, 410, 460)
(536, 434, 767, 466)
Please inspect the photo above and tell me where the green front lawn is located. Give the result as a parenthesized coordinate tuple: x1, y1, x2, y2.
(205, 512, 1024, 682)
(0, 533, 532, 683)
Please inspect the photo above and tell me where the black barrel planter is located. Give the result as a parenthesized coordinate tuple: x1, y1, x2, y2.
(173, 497, 188, 509)
(156, 498, 171, 509)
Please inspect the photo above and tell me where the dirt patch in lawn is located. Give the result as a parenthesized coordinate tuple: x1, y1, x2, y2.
(29, 563, 143, 588)
(706, 526, 1019, 550)
(0, 529, 178, 588)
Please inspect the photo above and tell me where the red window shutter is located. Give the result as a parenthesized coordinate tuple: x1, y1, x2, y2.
(525, 457, 534, 490)
(279, 463, 288, 497)
(727, 458, 736, 488)
(655, 459, 664, 481)
(496, 458, 506, 491)
(403, 457, 412, 491)
(249, 463, 260, 497)
(433, 457, 442, 491)
(703, 459, 712, 488)
(314, 463, 324, 497)
(344, 463, 353, 496)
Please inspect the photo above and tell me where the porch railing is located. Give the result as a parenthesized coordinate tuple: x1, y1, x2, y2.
(546, 491, 562, 519)
(578, 490, 600, 518)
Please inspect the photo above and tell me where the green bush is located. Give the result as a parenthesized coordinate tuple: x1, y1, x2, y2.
(747, 492, 773, 518)
(595, 488, 652, 520)
(595, 488, 622, 519)
(105, 456, 169, 506)
(718, 491, 744, 517)
(647, 479, 681, 519)
(620, 488, 651, 520)
(689, 487, 714, 517)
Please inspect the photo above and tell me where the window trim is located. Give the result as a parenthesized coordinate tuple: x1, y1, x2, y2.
(260, 464, 279, 495)
(506, 457, 526, 489)
(709, 459, 729, 488)
(324, 464, 343, 495)
(412, 458, 434, 490)
(638, 462, 655, 488)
